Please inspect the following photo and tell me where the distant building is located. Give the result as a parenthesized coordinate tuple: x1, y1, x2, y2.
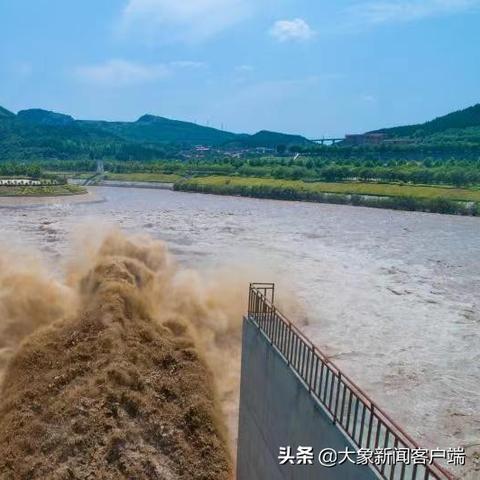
(0, 179, 42, 186)
(344, 133, 387, 146)
(253, 147, 275, 154)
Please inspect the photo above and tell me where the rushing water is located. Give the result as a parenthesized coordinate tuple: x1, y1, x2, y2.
(1, 186, 479, 477)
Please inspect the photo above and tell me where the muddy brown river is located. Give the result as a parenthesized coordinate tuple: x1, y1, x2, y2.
(1, 186, 479, 478)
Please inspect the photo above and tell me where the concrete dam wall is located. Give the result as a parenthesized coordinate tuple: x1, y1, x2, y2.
(236, 317, 377, 480)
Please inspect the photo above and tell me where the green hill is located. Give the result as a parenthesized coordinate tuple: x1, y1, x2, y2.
(11, 108, 311, 148)
(0, 106, 14, 118)
(0, 105, 312, 162)
(82, 116, 311, 147)
(17, 109, 75, 125)
(372, 103, 480, 138)
(234, 130, 311, 148)
(0, 113, 128, 162)
(83, 114, 238, 146)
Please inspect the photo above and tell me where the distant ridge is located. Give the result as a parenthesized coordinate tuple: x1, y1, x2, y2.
(0, 106, 14, 118)
(371, 103, 480, 137)
(90, 114, 239, 146)
(230, 130, 311, 148)
(0, 105, 311, 148)
(17, 109, 75, 126)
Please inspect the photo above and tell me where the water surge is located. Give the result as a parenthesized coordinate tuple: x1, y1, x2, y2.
(0, 231, 245, 479)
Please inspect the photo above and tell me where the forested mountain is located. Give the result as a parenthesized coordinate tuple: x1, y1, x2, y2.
(228, 130, 311, 148)
(83, 114, 238, 146)
(371, 104, 480, 138)
(17, 109, 75, 125)
(0, 106, 312, 162)
(0, 111, 128, 162)
(0, 106, 14, 118)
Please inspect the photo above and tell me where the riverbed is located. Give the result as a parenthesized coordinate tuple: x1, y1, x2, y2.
(1, 186, 479, 477)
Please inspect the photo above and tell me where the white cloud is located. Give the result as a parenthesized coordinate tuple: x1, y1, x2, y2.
(74, 59, 208, 87)
(75, 59, 171, 87)
(347, 0, 480, 25)
(170, 61, 207, 69)
(269, 18, 316, 42)
(120, 0, 253, 43)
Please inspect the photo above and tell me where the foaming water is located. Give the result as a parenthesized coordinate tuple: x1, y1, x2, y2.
(0, 231, 244, 479)
(0, 244, 77, 384)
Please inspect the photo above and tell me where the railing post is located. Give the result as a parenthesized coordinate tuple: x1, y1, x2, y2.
(333, 372, 341, 425)
(308, 345, 315, 393)
(367, 403, 375, 449)
(286, 323, 292, 366)
(269, 305, 273, 345)
(248, 284, 252, 316)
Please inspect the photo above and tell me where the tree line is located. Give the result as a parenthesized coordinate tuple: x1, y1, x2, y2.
(21, 155, 480, 188)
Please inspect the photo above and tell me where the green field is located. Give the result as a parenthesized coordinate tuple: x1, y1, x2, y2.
(0, 184, 86, 197)
(179, 176, 480, 202)
(104, 172, 181, 183)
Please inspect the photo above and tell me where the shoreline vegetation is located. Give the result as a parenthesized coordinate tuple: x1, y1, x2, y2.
(0, 184, 86, 197)
(104, 172, 181, 183)
(174, 176, 480, 216)
(69, 172, 181, 183)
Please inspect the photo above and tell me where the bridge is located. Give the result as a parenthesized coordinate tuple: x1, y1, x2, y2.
(237, 284, 455, 480)
(310, 137, 344, 145)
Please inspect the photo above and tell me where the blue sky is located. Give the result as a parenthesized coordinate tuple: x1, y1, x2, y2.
(1, 0, 479, 137)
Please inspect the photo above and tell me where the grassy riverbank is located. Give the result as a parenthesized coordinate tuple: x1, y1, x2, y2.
(0, 184, 86, 197)
(175, 176, 480, 215)
(104, 172, 181, 183)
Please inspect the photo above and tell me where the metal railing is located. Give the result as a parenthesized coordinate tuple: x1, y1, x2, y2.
(247, 283, 455, 480)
